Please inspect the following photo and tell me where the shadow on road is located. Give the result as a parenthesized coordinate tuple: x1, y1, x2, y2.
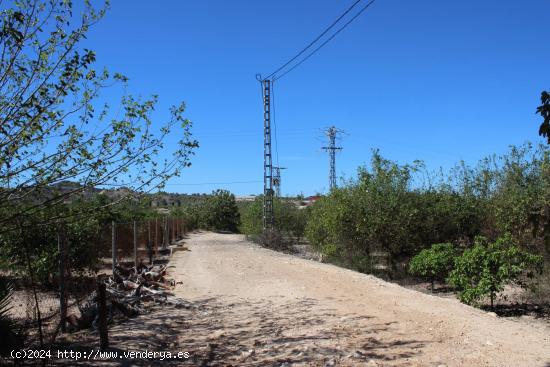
(53, 297, 428, 366)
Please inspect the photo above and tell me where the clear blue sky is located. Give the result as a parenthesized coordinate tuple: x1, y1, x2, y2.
(83, 0, 550, 196)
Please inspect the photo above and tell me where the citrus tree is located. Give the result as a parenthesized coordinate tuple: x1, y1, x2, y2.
(203, 190, 240, 232)
(448, 235, 543, 308)
(408, 243, 457, 292)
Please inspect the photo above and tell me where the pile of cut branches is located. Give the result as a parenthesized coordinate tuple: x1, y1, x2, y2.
(67, 263, 191, 331)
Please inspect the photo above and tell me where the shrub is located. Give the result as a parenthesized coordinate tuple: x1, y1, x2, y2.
(0, 203, 105, 285)
(239, 197, 263, 237)
(408, 243, 457, 292)
(240, 196, 309, 243)
(203, 189, 240, 232)
(304, 151, 483, 274)
(448, 235, 543, 308)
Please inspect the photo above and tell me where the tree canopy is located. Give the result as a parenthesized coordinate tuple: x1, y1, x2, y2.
(537, 91, 550, 144)
(0, 0, 198, 233)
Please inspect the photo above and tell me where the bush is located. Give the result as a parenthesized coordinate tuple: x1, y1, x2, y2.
(304, 151, 483, 274)
(203, 189, 240, 232)
(172, 204, 207, 231)
(239, 197, 263, 237)
(240, 196, 309, 243)
(408, 243, 457, 292)
(448, 235, 543, 308)
(257, 229, 294, 252)
(0, 202, 106, 285)
(303, 145, 550, 288)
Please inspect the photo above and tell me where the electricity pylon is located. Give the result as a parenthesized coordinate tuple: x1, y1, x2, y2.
(260, 78, 274, 232)
(273, 166, 287, 197)
(322, 126, 343, 191)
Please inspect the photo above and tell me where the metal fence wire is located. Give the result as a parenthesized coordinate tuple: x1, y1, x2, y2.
(13, 216, 186, 353)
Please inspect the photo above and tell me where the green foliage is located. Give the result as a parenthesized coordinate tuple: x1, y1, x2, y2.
(448, 235, 543, 308)
(0, 195, 158, 285)
(240, 196, 309, 241)
(0, 0, 198, 298)
(0, 0, 198, 234)
(408, 243, 457, 291)
(537, 91, 550, 144)
(305, 151, 482, 273)
(172, 205, 205, 232)
(0, 201, 108, 284)
(239, 197, 263, 237)
(203, 190, 240, 232)
(305, 145, 550, 284)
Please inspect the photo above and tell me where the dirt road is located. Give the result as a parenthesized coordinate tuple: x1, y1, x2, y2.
(65, 231, 548, 366)
(160, 232, 548, 366)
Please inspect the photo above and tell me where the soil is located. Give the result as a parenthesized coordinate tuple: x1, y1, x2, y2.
(55, 231, 550, 366)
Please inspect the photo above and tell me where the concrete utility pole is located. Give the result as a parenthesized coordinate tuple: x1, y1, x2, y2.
(261, 79, 274, 232)
(273, 166, 287, 197)
(322, 126, 343, 191)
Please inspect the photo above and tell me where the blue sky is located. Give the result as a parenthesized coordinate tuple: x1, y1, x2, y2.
(83, 0, 550, 196)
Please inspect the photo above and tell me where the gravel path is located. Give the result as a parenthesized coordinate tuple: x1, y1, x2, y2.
(166, 231, 550, 366)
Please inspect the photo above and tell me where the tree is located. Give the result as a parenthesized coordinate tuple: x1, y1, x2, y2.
(0, 3, 198, 349)
(537, 91, 550, 144)
(240, 196, 309, 242)
(305, 151, 430, 272)
(239, 196, 263, 237)
(448, 235, 543, 308)
(408, 243, 457, 292)
(0, 0, 198, 233)
(203, 189, 240, 232)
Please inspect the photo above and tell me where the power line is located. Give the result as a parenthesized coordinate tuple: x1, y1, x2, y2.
(274, 0, 377, 81)
(264, 0, 364, 80)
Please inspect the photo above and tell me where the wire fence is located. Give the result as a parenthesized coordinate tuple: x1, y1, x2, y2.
(13, 216, 187, 353)
(99, 217, 187, 267)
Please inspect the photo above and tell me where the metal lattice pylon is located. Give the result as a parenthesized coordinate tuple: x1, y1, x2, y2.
(262, 80, 274, 231)
(273, 166, 287, 197)
(322, 126, 342, 191)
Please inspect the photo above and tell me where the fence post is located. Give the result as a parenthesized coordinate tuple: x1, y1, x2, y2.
(148, 220, 153, 265)
(133, 221, 138, 269)
(155, 217, 158, 252)
(111, 221, 116, 274)
(97, 282, 109, 349)
(163, 216, 168, 248)
(171, 218, 175, 243)
(148, 220, 151, 246)
(58, 231, 67, 333)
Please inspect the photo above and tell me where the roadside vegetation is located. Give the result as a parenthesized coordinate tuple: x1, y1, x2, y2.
(237, 138, 550, 311)
(408, 243, 457, 293)
(240, 196, 309, 249)
(304, 144, 550, 309)
(0, 0, 198, 353)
